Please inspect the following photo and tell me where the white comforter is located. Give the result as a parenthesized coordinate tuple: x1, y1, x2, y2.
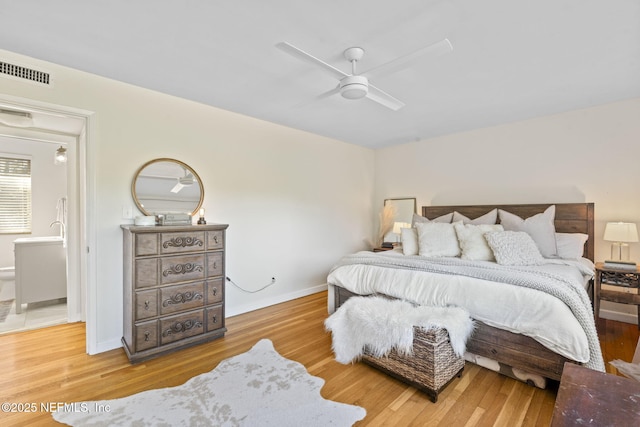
(327, 249, 599, 366)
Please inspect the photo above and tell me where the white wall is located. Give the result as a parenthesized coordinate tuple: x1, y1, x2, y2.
(0, 49, 375, 352)
(374, 97, 640, 323)
(0, 136, 67, 267)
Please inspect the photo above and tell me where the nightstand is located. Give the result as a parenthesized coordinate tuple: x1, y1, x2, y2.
(594, 262, 640, 330)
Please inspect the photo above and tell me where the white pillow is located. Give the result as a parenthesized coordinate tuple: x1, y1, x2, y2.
(416, 221, 461, 257)
(556, 232, 588, 259)
(452, 209, 498, 225)
(484, 231, 545, 266)
(412, 212, 452, 226)
(498, 206, 558, 258)
(401, 227, 419, 256)
(454, 223, 504, 261)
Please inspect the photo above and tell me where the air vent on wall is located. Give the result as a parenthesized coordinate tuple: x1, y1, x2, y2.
(0, 61, 50, 85)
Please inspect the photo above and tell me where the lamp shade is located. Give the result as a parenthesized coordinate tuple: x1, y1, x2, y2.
(603, 222, 639, 243)
(392, 222, 411, 234)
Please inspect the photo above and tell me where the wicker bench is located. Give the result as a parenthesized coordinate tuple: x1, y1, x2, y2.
(362, 327, 464, 402)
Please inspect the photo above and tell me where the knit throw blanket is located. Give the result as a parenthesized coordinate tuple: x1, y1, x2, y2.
(330, 252, 605, 371)
(325, 296, 474, 364)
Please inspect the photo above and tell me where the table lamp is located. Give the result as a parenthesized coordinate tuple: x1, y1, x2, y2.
(392, 222, 411, 245)
(603, 222, 638, 262)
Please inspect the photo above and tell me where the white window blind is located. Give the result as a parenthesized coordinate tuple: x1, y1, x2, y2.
(0, 156, 32, 234)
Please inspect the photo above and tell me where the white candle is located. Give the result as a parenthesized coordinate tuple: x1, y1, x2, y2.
(199, 208, 205, 217)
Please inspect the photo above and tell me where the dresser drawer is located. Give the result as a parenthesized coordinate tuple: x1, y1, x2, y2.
(206, 252, 224, 278)
(207, 230, 225, 250)
(160, 309, 204, 345)
(160, 282, 205, 315)
(135, 289, 158, 320)
(206, 305, 224, 332)
(135, 233, 159, 256)
(135, 320, 158, 352)
(206, 278, 224, 305)
(160, 254, 206, 285)
(135, 258, 159, 288)
(161, 232, 206, 254)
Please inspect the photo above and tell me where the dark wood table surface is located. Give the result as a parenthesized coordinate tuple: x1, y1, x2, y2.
(551, 362, 640, 426)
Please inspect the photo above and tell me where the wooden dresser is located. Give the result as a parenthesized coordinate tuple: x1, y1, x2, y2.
(121, 224, 228, 363)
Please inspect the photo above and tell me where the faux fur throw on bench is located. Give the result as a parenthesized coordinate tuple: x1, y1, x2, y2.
(325, 296, 474, 364)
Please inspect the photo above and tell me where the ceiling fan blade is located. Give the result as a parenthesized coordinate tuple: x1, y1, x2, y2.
(170, 182, 184, 193)
(276, 42, 348, 80)
(314, 85, 341, 101)
(292, 86, 341, 108)
(366, 84, 406, 111)
(363, 39, 453, 80)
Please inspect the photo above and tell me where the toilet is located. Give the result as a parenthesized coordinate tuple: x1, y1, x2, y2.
(0, 266, 15, 282)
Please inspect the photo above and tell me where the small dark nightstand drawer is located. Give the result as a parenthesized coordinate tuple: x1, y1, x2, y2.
(600, 270, 639, 287)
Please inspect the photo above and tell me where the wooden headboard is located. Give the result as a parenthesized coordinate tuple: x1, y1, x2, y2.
(422, 203, 595, 262)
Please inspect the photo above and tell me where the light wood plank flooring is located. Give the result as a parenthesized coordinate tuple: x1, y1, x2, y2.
(0, 291, 637, 426)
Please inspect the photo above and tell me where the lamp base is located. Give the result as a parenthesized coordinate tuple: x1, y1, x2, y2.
(610, 242, 630, 261)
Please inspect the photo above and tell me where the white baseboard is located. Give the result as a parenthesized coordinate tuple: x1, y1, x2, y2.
(89, 284, 329, 355)
(91, 337, 124, 355)
(226, 284, 328, 318)
(598, 308, 638, 325)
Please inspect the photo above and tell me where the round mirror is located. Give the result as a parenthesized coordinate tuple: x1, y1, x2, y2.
(132, 158, 204, 216)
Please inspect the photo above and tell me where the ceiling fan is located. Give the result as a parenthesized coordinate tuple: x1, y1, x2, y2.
(276, 39, 453, 111)
(170, 170, 195, 193)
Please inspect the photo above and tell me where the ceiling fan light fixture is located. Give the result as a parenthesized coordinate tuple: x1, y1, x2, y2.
(340, 75, 368, 99)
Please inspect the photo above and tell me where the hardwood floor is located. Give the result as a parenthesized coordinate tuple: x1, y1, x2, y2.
(0, 291, 637, 426)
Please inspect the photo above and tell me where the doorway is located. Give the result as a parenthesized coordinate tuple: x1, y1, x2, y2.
(0, 95, 94, 352)
(0, 134, 70, 333)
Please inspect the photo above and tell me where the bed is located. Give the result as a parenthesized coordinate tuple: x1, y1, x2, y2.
(327, 202, 603, 383)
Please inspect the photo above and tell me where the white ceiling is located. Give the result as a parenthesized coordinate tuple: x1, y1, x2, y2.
(1, 0, 639, 148)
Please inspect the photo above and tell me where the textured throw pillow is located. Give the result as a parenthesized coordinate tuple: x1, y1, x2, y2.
(556, 232, 588, 259)
(498, 206, 558, 257)
(452, 209, 498, 225)
(416, 221, 461, 257)
(484, 231, 545, 266)
(454, 223, 504, 261)
(401, 227, 419, 256)
(412, 212, 453, 226)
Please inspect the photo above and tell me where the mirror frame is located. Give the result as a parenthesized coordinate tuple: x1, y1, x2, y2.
(131, 158, 204, 217)
(384, 197, 417, 224)
(382, 198, 417, 244)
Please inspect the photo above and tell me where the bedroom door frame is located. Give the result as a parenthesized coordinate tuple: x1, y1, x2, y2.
(0, 93, 98, 354)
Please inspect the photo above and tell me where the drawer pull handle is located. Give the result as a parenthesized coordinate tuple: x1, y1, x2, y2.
(162, 319, 203, 337)
(211, 315, 218, 324)
(144, 331, 150, 342)
(212, 287, 217, 296)
(213, 235, 219, 244)
(162, 237, 203, 249)
(144, 301, 150, 310)
(213, 261, 218, 270)
(163, 263, 203, 277)
(163, 291, 203, 307)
